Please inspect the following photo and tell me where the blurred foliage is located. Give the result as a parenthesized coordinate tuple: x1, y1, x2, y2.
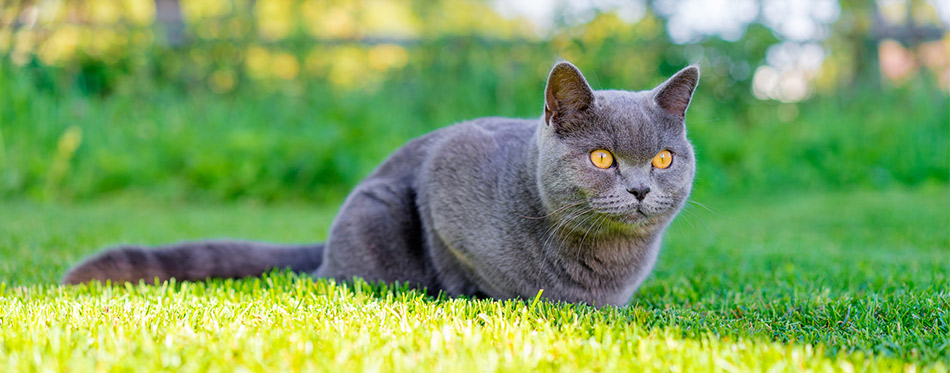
(0, 0, 946, 203)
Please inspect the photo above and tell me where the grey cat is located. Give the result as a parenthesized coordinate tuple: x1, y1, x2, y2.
(63, 61, 699, 307)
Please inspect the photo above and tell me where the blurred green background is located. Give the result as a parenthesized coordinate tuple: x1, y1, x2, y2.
(0, 0, 946, 204)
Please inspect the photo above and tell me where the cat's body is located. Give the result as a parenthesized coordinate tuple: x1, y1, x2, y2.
(63, 62, 699, 307)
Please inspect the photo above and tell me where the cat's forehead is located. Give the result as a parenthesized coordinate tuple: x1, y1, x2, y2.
(591, 90, 677, 156)
(593, 90, 653, 125)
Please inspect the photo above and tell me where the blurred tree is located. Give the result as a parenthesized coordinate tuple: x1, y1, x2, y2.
(0, 0, 944, 202)
(155, 0, 185, 46)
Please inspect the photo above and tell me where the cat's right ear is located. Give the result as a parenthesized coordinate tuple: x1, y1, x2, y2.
(652, 65, 700, 118)
(544, 61, 595, 127)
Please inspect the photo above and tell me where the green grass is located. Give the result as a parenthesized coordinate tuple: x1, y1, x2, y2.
(2, 58, 947, 204)
(0, 187, 947, 371)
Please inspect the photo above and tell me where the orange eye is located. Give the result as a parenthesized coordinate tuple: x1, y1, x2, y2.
(589, 149, 614, 169)
(652, 150, 673, 169)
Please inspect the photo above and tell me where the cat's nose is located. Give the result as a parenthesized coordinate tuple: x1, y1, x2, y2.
(627, 185, 651, 201)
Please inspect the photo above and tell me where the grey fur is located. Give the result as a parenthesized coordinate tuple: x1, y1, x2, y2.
(63, 62, 700, 307)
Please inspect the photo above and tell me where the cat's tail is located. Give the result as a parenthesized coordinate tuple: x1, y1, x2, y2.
(61, 240, 324, 285)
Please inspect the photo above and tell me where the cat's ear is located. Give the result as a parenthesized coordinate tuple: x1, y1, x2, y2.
(544, 61, 595, 127)
(652, 66, 700, 117)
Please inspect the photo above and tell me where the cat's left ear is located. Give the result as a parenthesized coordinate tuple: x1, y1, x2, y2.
(653, 66, 700, 118)
(544, 61, 595, 127)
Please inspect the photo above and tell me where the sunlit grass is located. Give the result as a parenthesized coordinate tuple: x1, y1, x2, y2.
(0, 276, 935, 371)
(0, 187, 947, 371)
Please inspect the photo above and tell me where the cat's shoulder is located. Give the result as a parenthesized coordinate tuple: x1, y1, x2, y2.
(417, 116, 537, 179)
(434, 116, 538, 147)
(460, 116, 538, 135)
(368, 116, 537, 179)
(423, 117, 537, 164)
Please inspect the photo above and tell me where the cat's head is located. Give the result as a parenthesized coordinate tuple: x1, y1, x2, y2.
(535, 61, 698, 233)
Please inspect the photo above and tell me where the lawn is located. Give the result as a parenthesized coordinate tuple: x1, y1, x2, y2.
(0, 186, 947, 371)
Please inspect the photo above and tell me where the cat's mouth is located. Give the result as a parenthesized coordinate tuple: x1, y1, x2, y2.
(585, 197, 654, 225)
(596, 206, 650, 225)
(621, 208, 649, 224)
